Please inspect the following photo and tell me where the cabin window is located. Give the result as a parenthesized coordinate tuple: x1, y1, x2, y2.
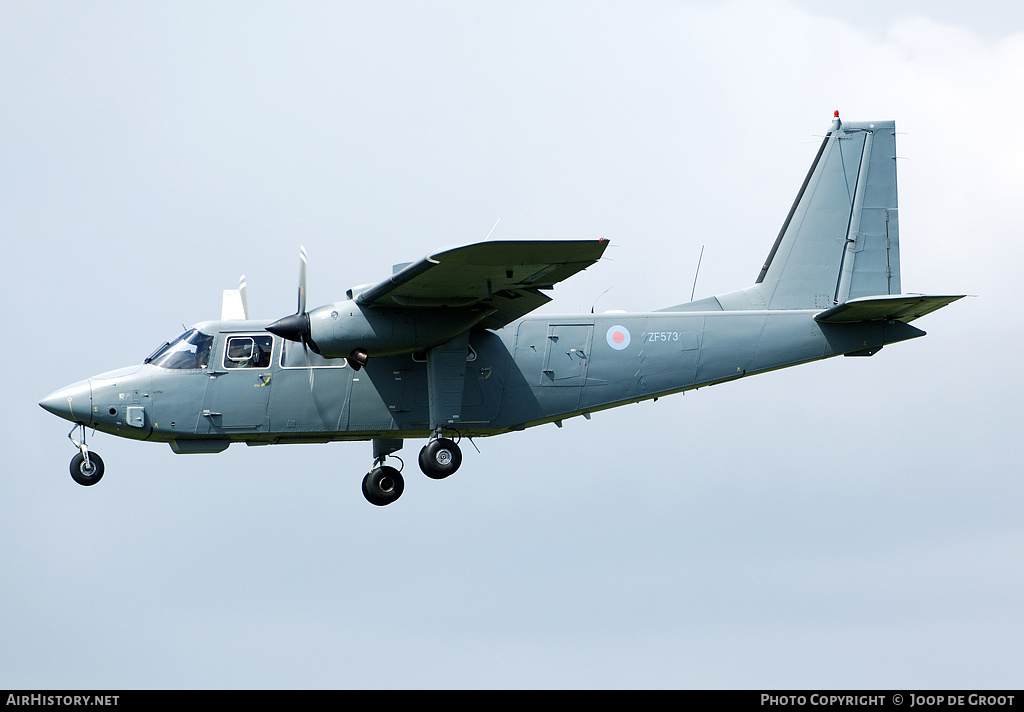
(224, 335, 273, 369)
(280, 341, 348, 368)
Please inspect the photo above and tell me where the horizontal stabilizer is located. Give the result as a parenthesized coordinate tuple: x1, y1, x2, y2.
(814, 294, 965, 324)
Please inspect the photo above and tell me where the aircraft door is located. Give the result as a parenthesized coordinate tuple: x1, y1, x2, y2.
(199, 334, 273, 432)
(542, 324, 593, 386)
(269, 340, 352, 432)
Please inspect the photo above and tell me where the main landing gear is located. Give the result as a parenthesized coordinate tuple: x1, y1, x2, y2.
(362, 461, 405, 506)
(418, 436, 462, 480)
(362, 432, 464, 506)
(67, 423, 104, 486)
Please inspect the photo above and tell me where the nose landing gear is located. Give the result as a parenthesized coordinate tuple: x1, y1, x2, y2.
(68, 423, 104, 486)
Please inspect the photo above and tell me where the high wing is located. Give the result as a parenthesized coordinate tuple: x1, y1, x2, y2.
(354, 239, 610, 329)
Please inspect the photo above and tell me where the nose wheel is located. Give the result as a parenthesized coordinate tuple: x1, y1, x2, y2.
(71, 451, 105, 486)
(67, 423, 104, 486)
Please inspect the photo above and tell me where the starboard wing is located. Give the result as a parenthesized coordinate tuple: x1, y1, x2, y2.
(354, 239, 610, 329)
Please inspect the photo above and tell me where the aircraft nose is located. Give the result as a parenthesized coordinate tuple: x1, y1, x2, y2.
(39, 379, 92, 424)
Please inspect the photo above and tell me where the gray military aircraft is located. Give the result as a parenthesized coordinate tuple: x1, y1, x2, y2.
(40, 114, 963, 505)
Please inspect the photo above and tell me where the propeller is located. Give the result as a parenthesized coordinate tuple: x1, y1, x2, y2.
(267, 246, 318, 353)
(267, 245, 370, 370)
(265, 247, 340, 425)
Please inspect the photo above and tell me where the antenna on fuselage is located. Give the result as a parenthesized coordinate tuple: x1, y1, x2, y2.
(591, 286, 613, 314)
(484, 217, 501, 241)
(690, 245, 705, 302)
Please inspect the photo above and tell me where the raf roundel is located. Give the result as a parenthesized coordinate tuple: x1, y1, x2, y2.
(606, 325, 631, 351)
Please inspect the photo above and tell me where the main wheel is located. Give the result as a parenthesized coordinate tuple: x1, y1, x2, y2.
(70, 452, 104, 486)
(418, 438, 462, 480)
(362, 466, 404, 506)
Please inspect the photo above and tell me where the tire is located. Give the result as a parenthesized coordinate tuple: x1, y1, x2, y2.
(70, 452, 104, 486)
(418, 438, 462, 480)
(362, 466, 404, 506)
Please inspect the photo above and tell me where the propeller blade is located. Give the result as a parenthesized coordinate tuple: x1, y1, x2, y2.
(267, 246, 317, 351)
(298, 245, 307, 316)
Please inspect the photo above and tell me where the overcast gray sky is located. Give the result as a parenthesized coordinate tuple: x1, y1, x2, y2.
(3, 1, 1022, 689)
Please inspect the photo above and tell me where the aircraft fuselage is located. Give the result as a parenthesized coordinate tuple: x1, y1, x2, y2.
(44, 309, 925, 453)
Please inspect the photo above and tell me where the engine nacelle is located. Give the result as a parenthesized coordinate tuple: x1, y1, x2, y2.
(305, 301, 489, 360)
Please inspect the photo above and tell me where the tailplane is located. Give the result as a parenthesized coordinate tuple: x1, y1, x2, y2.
(813, 294, 964, 324)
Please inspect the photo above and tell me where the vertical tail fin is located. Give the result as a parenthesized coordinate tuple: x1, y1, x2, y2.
(221, 275, 249, 320)
(715, 116, 902, 311)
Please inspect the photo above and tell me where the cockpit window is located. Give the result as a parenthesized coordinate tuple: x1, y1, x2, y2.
(224, 335, 272, 369)
(146, 329, 214, 370)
